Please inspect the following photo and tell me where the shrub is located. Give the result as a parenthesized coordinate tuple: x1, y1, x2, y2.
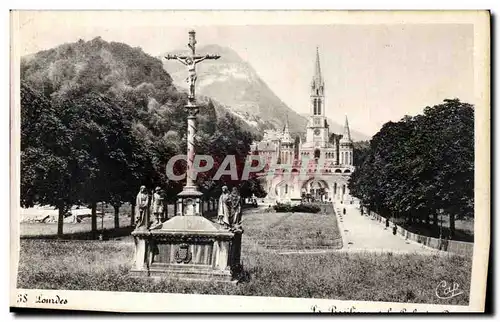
(273, 203, 321, 213)
(293, 204, 321, 213)
(273, 203, 293, 212)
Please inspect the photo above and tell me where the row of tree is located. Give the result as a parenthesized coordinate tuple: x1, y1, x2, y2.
(348, 99, 474, 238)
(20, 37, 265, 237)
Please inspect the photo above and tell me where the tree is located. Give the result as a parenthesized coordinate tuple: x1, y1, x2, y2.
(349, 99, 474, 238)
(20, 37, 261, 232)
(20, 82, 80, 236)
(352, 141, 370, 166)
(54, 92, 156, 232)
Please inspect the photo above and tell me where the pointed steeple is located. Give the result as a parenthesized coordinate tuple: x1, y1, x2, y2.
(340, 115, 352, 143)
(282, 114, 293, 144)
(314, 46, 322, 83)
(310, 47, 325, 116)
(311, 47, 324, 91)
(283, 114, 290, 132)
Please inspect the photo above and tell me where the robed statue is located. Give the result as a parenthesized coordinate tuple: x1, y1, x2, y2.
(150, 186, 165, 230)
(217, 186, 230, 227)
(229, 187, 242, 230)
(217, 186, 242, 231)
(135, 185, 149, 229)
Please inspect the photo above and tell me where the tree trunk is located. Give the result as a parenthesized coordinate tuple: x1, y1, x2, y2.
(114, 205, 120, 229)
(130, 201, 136, 227)
(57, 207, 65, 237)
(91, 202, 97, 239)
(449, 213, 456, 239)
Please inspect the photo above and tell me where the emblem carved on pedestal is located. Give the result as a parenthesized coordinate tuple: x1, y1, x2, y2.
(175, 243, 192, 264)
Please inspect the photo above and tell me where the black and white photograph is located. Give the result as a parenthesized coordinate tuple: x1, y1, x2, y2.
(9, 10, 490, 313)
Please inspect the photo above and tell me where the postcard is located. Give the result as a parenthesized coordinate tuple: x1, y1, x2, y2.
(10, 10, 490, 313)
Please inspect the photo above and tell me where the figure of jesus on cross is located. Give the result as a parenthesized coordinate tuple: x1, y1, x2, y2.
(165, 30, 220, 101)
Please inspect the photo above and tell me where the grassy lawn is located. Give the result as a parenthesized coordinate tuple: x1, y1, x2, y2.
(243, 209, 342, 249)
(19, 204, 179, 238)
(16, 239, 471, 305)
(20, 215, 132, 237)
(15, 207, 472, 305)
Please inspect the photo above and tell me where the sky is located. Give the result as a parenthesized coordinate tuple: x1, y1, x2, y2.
(15, 11, 475, 136)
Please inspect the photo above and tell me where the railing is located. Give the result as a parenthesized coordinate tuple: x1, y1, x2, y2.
(368, 211, 474, 257)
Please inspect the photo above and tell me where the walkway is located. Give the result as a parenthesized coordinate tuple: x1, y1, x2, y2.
(334, 203, 438, 254)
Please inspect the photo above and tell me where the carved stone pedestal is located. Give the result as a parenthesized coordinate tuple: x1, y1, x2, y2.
(130, 216, 243, 282)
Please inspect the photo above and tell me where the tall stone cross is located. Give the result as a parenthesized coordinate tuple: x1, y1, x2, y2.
(165, 30, 220, 215)
(165, 30, 220, 102)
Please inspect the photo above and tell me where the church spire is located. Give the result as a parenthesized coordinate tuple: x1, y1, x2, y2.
(341, 115, 352, 143)
(282, 114, 293, 144)
(314, 46, 322, 83)
(283, 114, 290, 132)
(311, 47, 324, 116)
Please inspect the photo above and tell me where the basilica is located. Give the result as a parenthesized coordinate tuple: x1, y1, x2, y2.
(250, 48, 355, 203)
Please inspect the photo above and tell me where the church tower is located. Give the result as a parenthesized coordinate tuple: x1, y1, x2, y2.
(306, 47, 329, 147)
(280, 115, 294, 164)
(339, 116, 354, 166)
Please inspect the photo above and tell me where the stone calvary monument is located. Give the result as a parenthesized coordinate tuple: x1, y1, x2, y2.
(131, 30, 243, 282)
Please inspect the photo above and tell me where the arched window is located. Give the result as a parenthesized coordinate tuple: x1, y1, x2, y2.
(342, 184, 346, 195)
(344, 169, 351, 173)
(317, 99, 321, 115)
(334, 182, 337, 194)
(314, 149, 321, 159)
(335, 169, 342, 173)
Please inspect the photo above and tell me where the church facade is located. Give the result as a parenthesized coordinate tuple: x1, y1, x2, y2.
(250, 48, 355, 203)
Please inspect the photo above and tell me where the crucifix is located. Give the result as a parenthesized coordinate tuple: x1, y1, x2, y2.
(164, 30, 221, 216)
(165, 30, 220, 101)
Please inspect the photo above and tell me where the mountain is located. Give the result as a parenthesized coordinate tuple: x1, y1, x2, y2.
(162, 44, 308, 134)
(20, 37, 258, 138)
(162, 45, 370, 141)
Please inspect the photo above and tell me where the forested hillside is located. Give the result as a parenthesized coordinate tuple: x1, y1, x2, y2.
(20, 37, 261, 236)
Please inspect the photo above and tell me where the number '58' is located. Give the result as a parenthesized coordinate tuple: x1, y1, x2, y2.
(17, 293, 27, 303)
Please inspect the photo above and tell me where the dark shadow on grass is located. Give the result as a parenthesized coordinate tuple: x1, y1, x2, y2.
(398, 221, 474, 243)
(235, 267, 252, 284)
(20, 226, 135, 240)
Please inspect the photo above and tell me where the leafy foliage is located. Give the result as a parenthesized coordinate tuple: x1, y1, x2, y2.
(348, 99, 474, 238)
(20, 37, 264, 236)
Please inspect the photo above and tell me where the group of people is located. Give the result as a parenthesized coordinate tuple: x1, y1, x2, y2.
(134, 185, 243, 232)
(135, 186, 165, 229)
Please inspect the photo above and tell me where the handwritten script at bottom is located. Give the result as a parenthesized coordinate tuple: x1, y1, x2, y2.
(435, 280, 464, 300)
